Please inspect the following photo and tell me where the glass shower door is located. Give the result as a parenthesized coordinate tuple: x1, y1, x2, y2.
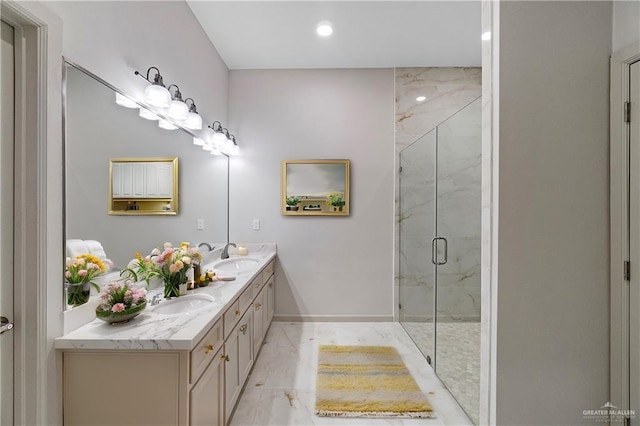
(399, 130, 436, 365)
(435, 98, 482, 424)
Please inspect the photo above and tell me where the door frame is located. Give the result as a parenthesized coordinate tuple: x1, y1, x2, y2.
(0, 2, 63, 425)
(611, 41, 640, 424)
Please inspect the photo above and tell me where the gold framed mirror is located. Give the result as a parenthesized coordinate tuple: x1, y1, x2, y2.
(281, 159, 350, 216)
(109, 157, 178, 215)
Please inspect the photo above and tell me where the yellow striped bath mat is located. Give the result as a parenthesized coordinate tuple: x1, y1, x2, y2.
(315, 345, 434, 418)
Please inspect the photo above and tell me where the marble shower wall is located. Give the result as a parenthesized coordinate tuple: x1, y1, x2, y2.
(395, 67, 482, 322)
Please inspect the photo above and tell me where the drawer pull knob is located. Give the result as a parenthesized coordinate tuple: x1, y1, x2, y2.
(255, 282, 260, 288)
(204, 344, 214, 353)
(240, 324, 248, 334)
(220, 354, 230, 362)
(254, 303, 261, 311)
(269, 282, 273, 288)
(235, 309, 240, 316)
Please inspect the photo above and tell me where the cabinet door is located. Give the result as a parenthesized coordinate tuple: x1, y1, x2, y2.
(238, 309, 254, 385)
(224, 332, 240, 423)
(266, 275, 275, 325)
(120, 163, 134, 197)
(145, 163, 160, 198)
(252, 288, 265, 355)
(156, 162, 174, 198)
(132, 163, 146, 198)
(189, 351, 224, 426)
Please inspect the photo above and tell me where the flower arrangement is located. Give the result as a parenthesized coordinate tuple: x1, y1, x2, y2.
(120, 252, 157, 286)
(95, 281, 147, 324)
(147, 242, 202, 298)
(65, 254, 110, 307)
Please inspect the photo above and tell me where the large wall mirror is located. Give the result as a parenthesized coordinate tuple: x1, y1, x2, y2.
(64, 60, 229, 310)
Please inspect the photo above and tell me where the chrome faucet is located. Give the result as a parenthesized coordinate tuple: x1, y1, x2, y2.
(150, 294, 162, 306)
(221, 243, 236, 259)
(198, 242, 213, 252)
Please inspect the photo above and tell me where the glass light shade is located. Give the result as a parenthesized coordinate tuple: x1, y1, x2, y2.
(212, 132, 228, 148)
(115, 93, 138, 108)
(158, 119, 177, 130)
(193, 137, 205, 146)
(139, 107, 160, 121)
(144, 84, 171, 108)
(184, 112, 203, 130)
(227, 144, 239, 156)
(210, 147, 222, 156)
(167, 100, 189, 121)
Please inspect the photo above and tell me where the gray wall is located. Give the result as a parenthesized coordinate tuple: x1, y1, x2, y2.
(495, 2, 611, 424)
(228, 69, 395, 320)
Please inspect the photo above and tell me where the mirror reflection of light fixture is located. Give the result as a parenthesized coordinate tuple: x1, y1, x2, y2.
(115, 92, 139, 108)
(184, 98, 203, 130)
(208, 121, 229, 150)
(226, 134, 240, 156)
(167, 85, 189, 122)
(135, 67, 171, 108)
(139, 107, 160, 121)
(193, 137, 205, 146)
(158, 119, 178, 130)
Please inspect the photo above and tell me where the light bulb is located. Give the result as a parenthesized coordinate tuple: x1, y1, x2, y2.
(144, 84, 171, 108)
(115, 93, 138, 108)
(158, 119, 177, 130)
(227, 143, 240, 156)
(210, 147, 222, 156)
(139, 107, 160, 121)
(212, 132, 228, 149)
(184, 112, 203, 130)
(193, 137, 205, 146)
(167, 100, 189, 121)
(316, 21, 333, 37)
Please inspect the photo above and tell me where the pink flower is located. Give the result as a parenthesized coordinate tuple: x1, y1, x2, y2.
(181, 256, 191, 265)
(111, 303, 126, 313)
(65, 271, 71, 278)
(150, 248, 161, 256)
(163, 242, 173, 249)
(78, 270, 88, 277)
(169, 263, 180, 274)
(125, 290, 133, 297)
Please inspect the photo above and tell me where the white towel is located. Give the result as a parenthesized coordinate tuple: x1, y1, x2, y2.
(66, 239, 89, 259)
(84, 240, 108, 261)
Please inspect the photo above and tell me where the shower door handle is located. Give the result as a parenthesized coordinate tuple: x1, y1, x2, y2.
(431, 237, 448, 265)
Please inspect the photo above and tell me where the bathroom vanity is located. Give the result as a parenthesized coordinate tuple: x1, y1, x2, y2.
(56, 245, 276, 426)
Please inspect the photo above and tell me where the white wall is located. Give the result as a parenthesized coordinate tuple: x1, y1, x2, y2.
(495, 2, 611, 424)
(228, 69, 395, 320)
(613, 0, 640, 51)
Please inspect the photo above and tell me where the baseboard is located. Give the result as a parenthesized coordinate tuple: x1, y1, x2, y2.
(273, 314, 394, 322)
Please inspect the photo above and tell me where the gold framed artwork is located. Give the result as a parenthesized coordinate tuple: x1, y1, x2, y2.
(108, 157, 179, 215)
(281, 159, 350, 216)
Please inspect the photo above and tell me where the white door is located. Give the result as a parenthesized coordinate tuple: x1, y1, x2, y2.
(630, 59, 640, 426)
(0, 19, 15, 426)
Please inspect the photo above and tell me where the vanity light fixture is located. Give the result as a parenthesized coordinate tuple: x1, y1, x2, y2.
(115, 92, 139, 108)
(167, 85, 189, 122)
(193, 137, 205, 146)
(158, 118, 178, 130)
(135, 67, 171, 109)
(208, 121, 229, 150)
(208, 121, 240, 156)
(316, 21, 333, 37)
(139, 107, 160, 121)
(184, 98, 203, 130)
(226, 134, 240, 156)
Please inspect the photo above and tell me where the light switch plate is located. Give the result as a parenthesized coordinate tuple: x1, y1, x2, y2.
(252, 219, 260, 230)
(197, 219, 204, 230)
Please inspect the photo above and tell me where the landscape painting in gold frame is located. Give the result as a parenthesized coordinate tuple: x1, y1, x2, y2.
(281, 159, 350, 216)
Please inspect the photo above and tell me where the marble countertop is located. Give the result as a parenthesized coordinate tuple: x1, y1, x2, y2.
(55, 243, 276, 351)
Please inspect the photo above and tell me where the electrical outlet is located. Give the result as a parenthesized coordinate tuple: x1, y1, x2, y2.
(252, 219, 260, 230)
(197, 219, 204, 230)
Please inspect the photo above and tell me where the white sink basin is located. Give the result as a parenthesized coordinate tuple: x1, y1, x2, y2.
(213, 257, 259, 273)
(151, 294, 215, 316)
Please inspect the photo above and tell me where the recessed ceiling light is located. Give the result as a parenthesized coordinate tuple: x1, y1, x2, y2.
(316, 21, 333, 37)
(481, 31, 492, 41)
(416, 96, 426, 102)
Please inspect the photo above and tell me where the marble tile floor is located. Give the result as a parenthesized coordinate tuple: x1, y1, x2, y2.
(229, 322, 472, 426)
(401, 322, 481, 425)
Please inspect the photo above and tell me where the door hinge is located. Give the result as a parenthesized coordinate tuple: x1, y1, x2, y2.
(399, 166, 403, 173)
(625, 261, 631, 281)
(625, 102, 631, 123)
(398, 303, 402, 309)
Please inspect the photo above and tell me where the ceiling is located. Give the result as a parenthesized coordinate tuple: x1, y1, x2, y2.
(186, 1, 482, 70)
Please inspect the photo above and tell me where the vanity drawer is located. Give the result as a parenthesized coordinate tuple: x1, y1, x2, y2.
(262, 261, 274, 283)
(224, 300, 242, 339)
(239, 284, 254, 313)
(251, 274, 264, 294)
(190, 319, 222, 383)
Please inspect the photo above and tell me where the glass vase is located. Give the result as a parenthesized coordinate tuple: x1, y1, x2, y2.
(66, 281, 90, 307)
(163, 270, 187, 298)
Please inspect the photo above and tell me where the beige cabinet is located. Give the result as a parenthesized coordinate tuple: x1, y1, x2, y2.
(190, 349, 224, 426)
(62, 259, 276, 426)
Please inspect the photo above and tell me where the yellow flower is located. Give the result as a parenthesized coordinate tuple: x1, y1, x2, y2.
(77, 253, 107, 272)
